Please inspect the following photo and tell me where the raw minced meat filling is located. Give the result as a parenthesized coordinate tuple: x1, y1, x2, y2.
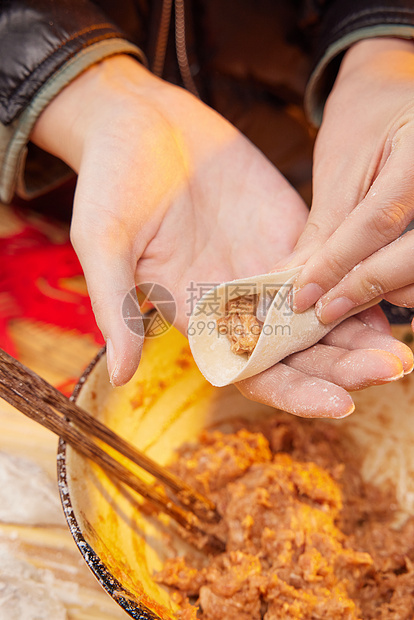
(217, 295, 262, 356)
(156, 417, 414, 620)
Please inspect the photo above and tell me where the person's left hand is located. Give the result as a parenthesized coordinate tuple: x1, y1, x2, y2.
(30, 55, 413, 419)
(277, 37, 414, 328)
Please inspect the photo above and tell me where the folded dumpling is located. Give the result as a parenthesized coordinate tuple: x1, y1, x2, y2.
(188, 266, 377, 387)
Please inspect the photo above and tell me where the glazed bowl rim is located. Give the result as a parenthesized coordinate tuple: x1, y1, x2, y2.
(56, 345, 163, 620)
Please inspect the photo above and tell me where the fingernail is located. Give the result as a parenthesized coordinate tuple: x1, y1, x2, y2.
(404, 358, 414, 376)
(388, 369, 405, 381)
(317, 296, 355, 324)
(106, 338, 119, 386)
(335, 402, 356, 419)
(292, 283, 324, 313)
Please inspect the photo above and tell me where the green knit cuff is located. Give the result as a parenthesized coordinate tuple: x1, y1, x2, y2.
(305, 25, 414, 127)
(0, 39, 146, 203)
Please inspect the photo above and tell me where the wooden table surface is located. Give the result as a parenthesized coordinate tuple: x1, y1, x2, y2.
(0, 319, 130, 619)
(0, 202, 129, 618)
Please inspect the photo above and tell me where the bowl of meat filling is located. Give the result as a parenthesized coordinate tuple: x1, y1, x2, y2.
(58, 321, 414, 620)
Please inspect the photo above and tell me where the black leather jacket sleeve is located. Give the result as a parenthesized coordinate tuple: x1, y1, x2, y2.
(2, 0, 414, 128)
(0, 0, 145, 203)
(1, 0, 414, 202)
(0, 0, 141, 126)
(317, 0, 414, 59)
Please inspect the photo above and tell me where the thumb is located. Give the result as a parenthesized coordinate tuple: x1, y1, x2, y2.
(70, 218, 144, 387)
(274, 128, 370, 273)
(271, 218, 330, 272)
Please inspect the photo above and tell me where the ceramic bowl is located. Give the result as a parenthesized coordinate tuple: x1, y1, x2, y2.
(57, 325, 414, 619)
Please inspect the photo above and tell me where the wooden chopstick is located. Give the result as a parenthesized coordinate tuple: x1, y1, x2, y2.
(1, 349, 219, 523)
(0, 348, 224, 553)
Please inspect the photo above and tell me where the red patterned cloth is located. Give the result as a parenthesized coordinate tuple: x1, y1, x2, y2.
(0, 208, 104, 359)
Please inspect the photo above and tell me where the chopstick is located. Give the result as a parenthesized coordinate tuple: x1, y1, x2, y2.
(0, 348, 224, 553)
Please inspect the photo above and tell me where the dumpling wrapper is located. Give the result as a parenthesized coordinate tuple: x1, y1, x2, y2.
(188, 266, 379, 387)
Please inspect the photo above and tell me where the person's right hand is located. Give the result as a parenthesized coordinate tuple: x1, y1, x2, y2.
(31, 55, 412, 418)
